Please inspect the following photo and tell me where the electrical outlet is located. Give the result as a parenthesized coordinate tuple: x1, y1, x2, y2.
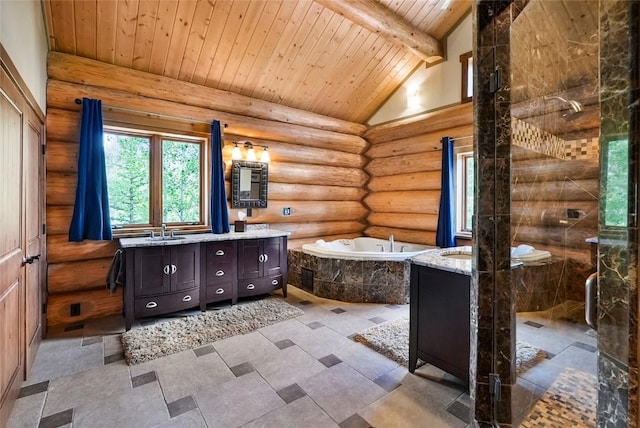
(70, 303, 81, 317)
(282, 207, 291, 216)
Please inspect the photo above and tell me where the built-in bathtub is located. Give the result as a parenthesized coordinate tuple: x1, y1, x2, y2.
(288, 237, 436, 304)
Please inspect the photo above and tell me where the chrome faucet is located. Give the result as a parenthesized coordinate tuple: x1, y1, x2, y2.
(400, 245, 408, 253)
(389, 235, 395, 252)
(160, 223, 167, 238)
(376, 244, 385, 252)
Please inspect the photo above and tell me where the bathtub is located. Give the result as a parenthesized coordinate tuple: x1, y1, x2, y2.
(289, 237, 437, 304)
(301, 237, 435, 261)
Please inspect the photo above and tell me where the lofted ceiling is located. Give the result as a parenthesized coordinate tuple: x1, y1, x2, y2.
(43, 0, 471, 125)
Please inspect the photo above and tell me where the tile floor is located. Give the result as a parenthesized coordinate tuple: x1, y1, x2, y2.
(7, 287, 597, 428)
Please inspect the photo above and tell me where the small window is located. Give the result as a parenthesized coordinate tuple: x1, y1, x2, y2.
(455, 146, 474, 235)
(460, 51, 473, 103)
(603, 138, 629, 227)
(104, 128, 206, 230)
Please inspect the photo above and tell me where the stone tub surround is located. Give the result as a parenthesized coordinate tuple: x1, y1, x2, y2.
(287, 248, 411, 304)
(119, 227, 290, 248)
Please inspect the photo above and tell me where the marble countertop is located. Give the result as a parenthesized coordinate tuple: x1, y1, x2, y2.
(119, 229, 291, 248)
(411, 246, 473, 275)
(411, 246, 524, 275)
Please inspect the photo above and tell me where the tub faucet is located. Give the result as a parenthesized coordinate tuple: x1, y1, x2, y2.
(389, 235, 395, 252)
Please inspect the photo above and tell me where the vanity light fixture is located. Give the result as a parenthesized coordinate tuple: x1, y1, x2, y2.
(231, 141, 270, 163)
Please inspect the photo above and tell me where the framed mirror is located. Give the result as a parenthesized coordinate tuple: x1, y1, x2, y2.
(231, 160, 268, 208)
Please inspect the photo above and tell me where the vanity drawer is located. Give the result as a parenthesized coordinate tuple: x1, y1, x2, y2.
(206, 241, 236, 264)
(206, 266, 234, 286)
(205, 283, 233, 302)
(238, 275, 283, 297)
(134, 289, 199, 318)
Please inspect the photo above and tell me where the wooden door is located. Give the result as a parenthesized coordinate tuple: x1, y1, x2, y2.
(0, 69, 25, 428)
(134, 247, 171, 296)
(263, 237, 284, 277)
(238, 239, 262, 279)
(24, 109, 44, 375)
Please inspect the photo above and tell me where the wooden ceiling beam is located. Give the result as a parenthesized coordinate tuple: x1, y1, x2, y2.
(314, 0, 443, 63)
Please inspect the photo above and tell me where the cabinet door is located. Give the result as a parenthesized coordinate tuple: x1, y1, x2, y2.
(263, 237, 283, 277)
(171, 244, 200, 291)
(135, 247, 170, 296)
(238, 239, 262, 279)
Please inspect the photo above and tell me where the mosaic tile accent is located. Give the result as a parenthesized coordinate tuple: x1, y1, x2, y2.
(511, 117, 599, 161)
(520, 368, 597, 427)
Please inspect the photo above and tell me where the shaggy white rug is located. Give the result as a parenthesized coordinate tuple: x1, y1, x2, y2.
(354, 317, 546, 374)
(121, 298, 304, 365)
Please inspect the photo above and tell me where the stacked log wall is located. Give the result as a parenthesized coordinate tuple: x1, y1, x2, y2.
(46, 53, 368, 327)
(363, 103, 474, 246)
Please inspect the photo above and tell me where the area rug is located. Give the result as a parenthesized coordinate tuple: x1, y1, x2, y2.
(121, 298, 304, 365)
(353, 317, 547, 374)
(520, 367, 597, 428)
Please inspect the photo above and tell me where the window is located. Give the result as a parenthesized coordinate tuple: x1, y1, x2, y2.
(455, 146, 474, 236)
(104, 128, 206, 230)
(603, 138, 629, 227)
(460, 51, 473, 103)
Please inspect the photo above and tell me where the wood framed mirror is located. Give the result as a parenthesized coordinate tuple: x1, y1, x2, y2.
(231, 160, 268, 208)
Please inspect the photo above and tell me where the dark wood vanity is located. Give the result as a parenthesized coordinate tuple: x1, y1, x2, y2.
(121, 231, 288, 330)
(409, 263, 470, 385)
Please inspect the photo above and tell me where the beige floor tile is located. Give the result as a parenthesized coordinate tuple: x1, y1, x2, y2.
(194, 372, 285, 428)
(359, 385, 467, 428)
(252, 345, 327, 391)
(243, 396, 340, 428)
(298, 362, 386, 423)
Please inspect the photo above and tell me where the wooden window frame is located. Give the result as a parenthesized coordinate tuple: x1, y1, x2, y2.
(455, 146, 474, 237)
(104, 125, 208, 234)
(460, 51, 473, 104)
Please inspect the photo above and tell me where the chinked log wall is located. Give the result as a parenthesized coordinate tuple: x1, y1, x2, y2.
(45, 52, 368, 327)
(363, 103, 474, 246)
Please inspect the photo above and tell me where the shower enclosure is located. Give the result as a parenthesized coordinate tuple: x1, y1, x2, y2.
(472, 0, 638, 426)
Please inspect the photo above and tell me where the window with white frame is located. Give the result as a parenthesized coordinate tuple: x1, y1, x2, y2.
(103, 127, 207, 230)
(454, 144, 474, 236)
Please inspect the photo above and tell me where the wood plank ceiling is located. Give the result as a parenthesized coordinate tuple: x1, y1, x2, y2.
(43, 0, 471, 125)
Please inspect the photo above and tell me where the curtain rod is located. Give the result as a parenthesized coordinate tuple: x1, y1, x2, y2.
(74, 98, 228, 128)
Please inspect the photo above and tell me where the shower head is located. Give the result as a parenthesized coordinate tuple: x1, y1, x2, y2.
(544, 95, 584, 118)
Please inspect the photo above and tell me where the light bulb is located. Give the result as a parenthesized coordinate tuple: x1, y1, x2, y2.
(260, 148, 270, 163)
(231, 143, 242, 160)
(246, 146, 256, 161)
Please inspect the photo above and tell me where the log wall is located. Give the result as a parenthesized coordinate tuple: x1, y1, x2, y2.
(363, 103, 474, 245)
(46, 53, 368, 327)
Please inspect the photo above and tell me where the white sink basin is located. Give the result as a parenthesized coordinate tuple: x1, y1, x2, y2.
(439, 250, 472, 260)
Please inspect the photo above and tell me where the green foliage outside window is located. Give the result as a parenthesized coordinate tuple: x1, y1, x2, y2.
(162, 140, 201, 223)
(604, 139, 629, 227)
(465, 156, 475, 231)
(104, 133, 150, 226)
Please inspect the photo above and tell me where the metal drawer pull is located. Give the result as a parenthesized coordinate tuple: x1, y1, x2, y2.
(258, 254, 264, 262)
(171, 264, 177, 274)
(246, 284, 255, 290)
(215, 288, 225, 294)
(145, 301, 158, 309)
(216, 270, 225, 276)
(272, 279, 279, 285)
(216, 250, 225, 256)
(182, 295, 192, 302)
(163, 265, 170, 275)
(264, 254, 268, 262)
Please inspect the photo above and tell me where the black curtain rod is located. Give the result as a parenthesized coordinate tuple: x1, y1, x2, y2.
(74, 98, 228, 128)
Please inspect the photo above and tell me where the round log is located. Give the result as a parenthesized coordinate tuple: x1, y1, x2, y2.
(364, 191, 440, 214)
(367, 171, 441, 192)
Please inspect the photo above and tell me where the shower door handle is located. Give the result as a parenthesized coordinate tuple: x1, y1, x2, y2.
(585, 272, 598, 329)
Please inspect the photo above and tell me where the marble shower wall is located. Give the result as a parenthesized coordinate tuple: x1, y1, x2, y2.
(472, 0, 638, 426)
(596, 0, 639, 426)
